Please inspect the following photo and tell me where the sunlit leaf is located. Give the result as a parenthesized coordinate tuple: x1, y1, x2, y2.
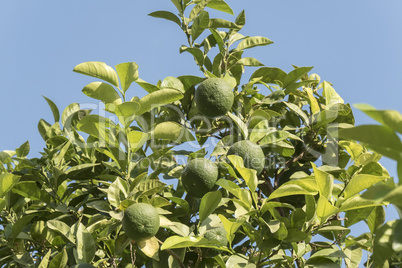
(43, 96, 60, 123)
(148, 11, 181, 26)
(237, 36, 273, 50)
(152, 121, 195, 143)
(199, 191, 222, 223)
(82, 82, 122, 105)
(115, 62, 139, 92)
(73, 61, 119, 87)
(136, 88, 183, 116)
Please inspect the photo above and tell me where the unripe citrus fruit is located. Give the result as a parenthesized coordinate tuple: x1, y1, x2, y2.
(203, 226, 228, 257)
(122, 203, 160, 242)
(227, 140, 265, 175)
(181, 158, 219, 198)
(195, 78, 234, 117)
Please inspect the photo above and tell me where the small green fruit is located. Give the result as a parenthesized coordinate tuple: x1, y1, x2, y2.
(122, 203, 160, 242)
(195, 78, 234, 117)
(181, 158, 219, 198)
(227, 140, 265, 175)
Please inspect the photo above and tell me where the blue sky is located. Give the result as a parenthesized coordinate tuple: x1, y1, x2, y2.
(1, 0, 401, 256)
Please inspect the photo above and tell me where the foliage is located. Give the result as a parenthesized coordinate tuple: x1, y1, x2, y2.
(340, 104, 402, 267)
(0, 0, 400, 267)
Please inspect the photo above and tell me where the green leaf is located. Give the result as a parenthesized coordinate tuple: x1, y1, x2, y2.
(340, 195, 385, 211)
(235, 57, 264, 67)
(82, 82, 122, 105)
(74, 222, 96, 264)
(12, 181, 51, 203)
(355, 103, 402, 134)
(189, 0, 208, 21)
(11, 214, 36, 242)
(199, 191, 222, 223)
(148, 11, 181, 26)
(138, 236, 160, 259)
(108, 177, 128, 208)
(108, 101, 140, 126)
(228, 155, 258, 192)
(127, 130, 148, 152)
(64, 163, 100, 175)
(38, 250, 51, 268)
(284, 80, 315, 95)
(192, 10, 209, 42)
(73, 61, 119, 87)
(235, 10, 246, 27)
(152, 121, 195, 143)
(283, 66, 313, 89)
(135, 78, 160, 93)
(322, 81, 344, 105)
(392, 220, 402, 252)
(208, 18, 240, 29)
(177, 75, 204, 90)
(216, 179, 252, 209)
(227, 113, 248, 139)
(343, 174, 387, 200)
(161, 235, 229, 252)
(249, 67, 287, 85)
(76, 115, 118, 146)
(312, 163, 333, 199)
(38, 119, 52, 141)
(161, 76, 185, 93)
(309, 248, 348, 259)
(371, 220, 396, 267)
(345, 207, 374, 227)
(43, 96, 60, 123)
(49, 248, 68, 268)
(260, 201, 295, 215)
(339, 125, 402, 160)
(137, 88, 184, 116)
(61, 102, 80, 127)
(218, 214, 246, 246)
(268, 178, 319, 200)
(377, 185, 402, 210)
(170, 0, 183, 13)
(305, 87, 320, 114)
(284, 102, 309, 126)
(339, 140, 363, 160)
(0, 174, 20, 198)
(286, 228, 309, 243)
(180, 46, 205, 66)
(226, 254, 249, 268)
(316, 196, 338, 223)
(344, 246, 363, 268)
(16, 140, 30, 158)
(47, 220, 75, 243)
(207, 0, 234, 15)
(367, 206, 385, 233)
(237, 36, 273, 50)
(115, 62, 139, 93)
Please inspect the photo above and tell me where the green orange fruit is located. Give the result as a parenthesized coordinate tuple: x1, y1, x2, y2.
(122, 203, 160, 242)
(181, 158, 219, 198)
(227, 140, 265, 175)
(203, 226, 228, 257)
(195, 78, 234, 117)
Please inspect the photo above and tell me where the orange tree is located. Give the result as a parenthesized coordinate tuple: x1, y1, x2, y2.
(0, 1, 399, 267)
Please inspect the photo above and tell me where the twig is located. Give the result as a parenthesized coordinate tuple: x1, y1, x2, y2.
(260, 170, 285, 217)
(130, 242, 136, 267)
(274, 151, 305, 188)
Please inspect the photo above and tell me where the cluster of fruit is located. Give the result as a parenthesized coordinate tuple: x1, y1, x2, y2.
(122, 78, 262, 248)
